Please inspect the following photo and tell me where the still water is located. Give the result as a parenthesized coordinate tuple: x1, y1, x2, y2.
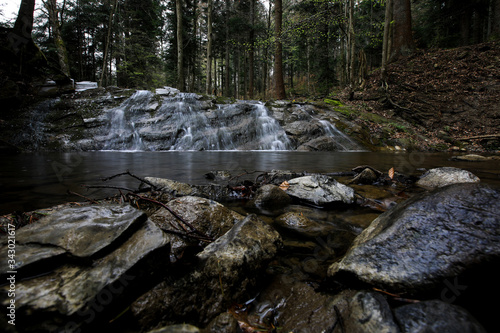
(1, 151, 499, 215)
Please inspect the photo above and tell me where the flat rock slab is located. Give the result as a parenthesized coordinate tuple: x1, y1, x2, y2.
(328, 183, 500, 293)
(286, 175, 355, 207)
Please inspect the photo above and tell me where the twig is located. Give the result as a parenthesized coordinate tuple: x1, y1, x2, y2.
(67, 190, 100, 204)
(456, 134, 500, 140)
(82, 184, 138, 192)
(101, 170, 159, 190)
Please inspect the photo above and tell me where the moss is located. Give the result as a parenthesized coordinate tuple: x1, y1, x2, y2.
(323, 98, 344, 107)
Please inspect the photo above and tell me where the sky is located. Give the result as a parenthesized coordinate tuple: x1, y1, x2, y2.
(1, 0, 21, 23)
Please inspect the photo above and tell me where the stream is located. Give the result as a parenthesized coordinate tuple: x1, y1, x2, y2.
(1, 150, 499, 215)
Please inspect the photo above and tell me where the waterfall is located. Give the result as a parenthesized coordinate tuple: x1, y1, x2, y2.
(103, 90, 152, 151)
(319, 120, 363, 151)
(100, 90, 362, 151)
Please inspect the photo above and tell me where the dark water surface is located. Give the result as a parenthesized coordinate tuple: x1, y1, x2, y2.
(1, 151, 499, 215)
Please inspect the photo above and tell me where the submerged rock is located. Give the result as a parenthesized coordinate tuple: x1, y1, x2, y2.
(0, 204, 170, 332)
(394, 300, 486, 333)
(416, 167, 479, 188)
(131, 214, 282, 329)
(328, 183, 500, 294)
(286, 175, 355, 207)
(251, 184, 292, 209)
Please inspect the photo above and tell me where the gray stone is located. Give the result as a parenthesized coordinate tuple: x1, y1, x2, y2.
(286, 175, 355, 207)
(274, 212, 336, 238)
(394, 300, 486, 333)
(131, 214, 282, 328)
(251, 184, 292, 209)
(150, 196, 244, 260)
(146, 324, 200, 333)
(328, 183, 500, 293)
(0, 204, 170, 332)
(416, 167, 479, 188)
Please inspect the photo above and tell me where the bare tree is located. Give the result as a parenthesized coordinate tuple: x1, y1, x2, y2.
(274, 0, 286, 99)
(177, 0, 185, 91)
(44, 0, 71, 77)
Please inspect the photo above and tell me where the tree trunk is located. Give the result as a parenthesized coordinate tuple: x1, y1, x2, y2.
(45, 0, 71, 77)
(206, 0, 213, 94)
(492, 0, 500, 39)
(224, 0, 231, 97)
(389, 0, 415, 62)
(381, 0, 393, 82)
(176, 0, 185, 91)
(100, 0, 118, 87)
(248, 0, 255, 99)
(13, 0, 35, 39)
(274, 0, 286, 99)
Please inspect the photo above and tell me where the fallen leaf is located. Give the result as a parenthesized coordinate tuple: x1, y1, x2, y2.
(279, 181, 289, 191)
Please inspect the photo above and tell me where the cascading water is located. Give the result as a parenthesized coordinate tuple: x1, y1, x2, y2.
(319, 120, 362, 151)
(100, 89, 363, 151)
(103, 90, 152, 151)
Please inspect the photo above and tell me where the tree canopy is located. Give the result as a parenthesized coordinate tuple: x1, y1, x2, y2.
(2, 0, 498, 98)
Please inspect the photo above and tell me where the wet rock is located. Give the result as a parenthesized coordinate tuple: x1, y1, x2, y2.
(257, 169, 306, 185)
(350, 167, 378, 184)
(286, 175, 355, 207)
(451, 154, 492, 162)
(204, 170, 232, 181)
(297, 136, 348, 151)
(150, 196, 244, 260)
(394, 300, 486, 333)
(145, 177, 230, 200)
(202, 312, 240, 333)
(416, 167, 479, 188)
(328, 183, 500, 294)
(251, 184, 292, 209)
(146, 324, 201, 333)
(274, 212, 336, 238)
(131, 214, 282, 329)
(341, 291, 400, 333)
(0, 204, 170, 332)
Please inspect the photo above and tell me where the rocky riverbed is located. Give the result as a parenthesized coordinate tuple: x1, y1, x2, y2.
(1, 164, 499, 333)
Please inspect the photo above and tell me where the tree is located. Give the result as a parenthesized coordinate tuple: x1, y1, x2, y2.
(206, 0, 213, 94)
(100, 0, 118, 87)
(274, 0, 286, 99)
(176, 0, 185, 90)
(44, 0, 71, 77)
(389, 0, 415, 62)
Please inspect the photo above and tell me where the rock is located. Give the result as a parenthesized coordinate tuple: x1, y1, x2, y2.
(297, 136, 348, 151)
(274, 212, 336, 238)
(251, 184, 292, 209)
(341, 291, 400, 333)
(394, 300, 486, 333)
(145, 177, 230, 200)
(146, 324, 200, 333)
(451, 154, 491, 162)
(416, 167, 480, 188)
(202, 312, 240, 333)
(350, 167, 378, 184)
(0, 204, 170, 332)
(131, 214, 282, 329)
(155, 86, 180, 96)
(150, 196, 244, 261)
(286, 175, 355, 207)
(258, 169, 306, 185)
(328, 183, 500, 294)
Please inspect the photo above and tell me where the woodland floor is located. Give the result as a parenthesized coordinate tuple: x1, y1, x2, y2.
(336, 40, 500, 152)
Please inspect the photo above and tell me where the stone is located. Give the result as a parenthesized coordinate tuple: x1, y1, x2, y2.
(0, 204, 170, 332)
(286, 175, 355, 207)
(416, 167, 479, 188)
(328, 183, 500, 294)
(145, 177, 231, 200)
(451, 154, 491, 162)
(146, 324, 200, 333)
(274, 212, 336, 238)
(251, 184, 292, 209)
(131, 214, 282, 329)
(394, 300, 486, 333)
(350, 167, 378, 184)
(150, 196, 244, 260)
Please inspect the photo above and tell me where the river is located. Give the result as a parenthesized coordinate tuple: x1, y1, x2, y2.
(1, 151, 499, 215)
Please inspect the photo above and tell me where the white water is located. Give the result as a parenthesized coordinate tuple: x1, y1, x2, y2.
(101, 91, 361, 151)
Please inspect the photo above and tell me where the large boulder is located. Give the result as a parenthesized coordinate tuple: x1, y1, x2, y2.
(0, 204, 170, 332)
(131, 214, 282, 329)
(328, 183, 500, 294)
(251, 184, 292, 209)
(285, 175, 355, 207)
(150, 196, 244, 261)
(416, 167, 480, 188)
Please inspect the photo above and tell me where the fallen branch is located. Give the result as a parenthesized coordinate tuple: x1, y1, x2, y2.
(101, 170, 159, 190)
(456, 134, 500, 140)
(68, 190, 100, 204)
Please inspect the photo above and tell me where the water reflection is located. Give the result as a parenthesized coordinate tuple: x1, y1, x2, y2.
(1, 151, 499, 214)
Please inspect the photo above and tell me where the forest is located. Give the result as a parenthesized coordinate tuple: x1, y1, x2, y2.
(1, 0, 499, 100)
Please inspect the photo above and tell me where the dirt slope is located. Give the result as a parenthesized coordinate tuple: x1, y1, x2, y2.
(341, 41, 500, 152)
